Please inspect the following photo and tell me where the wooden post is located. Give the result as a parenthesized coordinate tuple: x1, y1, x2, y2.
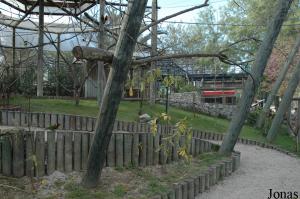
(37, 0, 44, 96)
(97, 0, 107, 105)
(2, 135, 12, 176)
(25, 132, 34, 177)
(64, 132, 73, 172)
(149, 0, 158, 104)
(47, 131, 55, 175)
(12, 27, 16, 78)
(297, 100, 300, 152)
(36, 131, 45, 176)
(132, 133, 139, 167)
(115, 133, 124, 167)
(107, 134, 116, 167)
(124, 133, 132, 166)
(139, 133, 147, 166)
(81, 133, 89, 170)
(56, 33, 61, 96)
(82, 0, 148, 187)
(56, 132, 64, 171)
(74, 132, 82, 171)
(146, 133, 153, 165)
(220, 0, 293, 153)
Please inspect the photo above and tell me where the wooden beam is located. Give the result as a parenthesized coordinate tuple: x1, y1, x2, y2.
(82, 0, 148, 187)
(12, 28, 16, 77)
(72, 46, 114, 62)
(149, 0, 158, 104)
(14, 1, 39, 27)
(37, 0, 44, 97)
(97, 0, 106, 105)
(56, 33, 61, 96)
(72, 46, 226, 65)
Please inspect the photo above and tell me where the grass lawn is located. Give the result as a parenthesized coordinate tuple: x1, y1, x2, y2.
(9, 96, 300, 156)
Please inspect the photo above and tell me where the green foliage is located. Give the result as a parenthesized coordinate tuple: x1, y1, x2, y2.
(150, 114, 192, 162)
(178, 84, 197, 93)
(64, 182, 113, 199)
(18, 67, 36, 96)
(112, 184, 127, 198)
(246, 107, 262, 125)
(9, 97, 300, 156)
(145, 68, 161, 84)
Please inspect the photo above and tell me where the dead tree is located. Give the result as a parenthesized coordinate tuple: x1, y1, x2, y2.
(97, 0, 107, 106)
(149, 0, 158, 104)
(218, 0, 293, 155)
(266, 59, 300, 142)
(256, 35, 300, 129)
(81, 0, 148, 188)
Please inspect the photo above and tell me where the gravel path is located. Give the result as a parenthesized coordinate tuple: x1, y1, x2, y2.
(197, 144, 300, 199)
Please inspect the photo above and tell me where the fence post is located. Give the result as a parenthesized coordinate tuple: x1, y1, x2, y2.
(57, 131, 64, 171)
(124, 133, 132, 167)
(107, 133, 116, 167)
(47, 131, 56, 175)
(81, 133, 89, 170)
(2, 135, 12, 176)
(132, 133, 139, 167)
(35, 131, 45, 176)
(64, 132, 73, 172)
(25, 131, 34, 177)
(115, 133, 124, 167)
(12, 130, 25, 177)
(74, 132, 82, 171)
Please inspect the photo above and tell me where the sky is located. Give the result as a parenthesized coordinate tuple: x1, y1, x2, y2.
(156, 0, 227, 23)
(0, 0, 228, 50)
(0, 0, 227, 23)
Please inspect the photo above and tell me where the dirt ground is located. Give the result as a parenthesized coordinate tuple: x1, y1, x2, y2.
(197, 144, 300, 199)
(0, 152, 223, 199)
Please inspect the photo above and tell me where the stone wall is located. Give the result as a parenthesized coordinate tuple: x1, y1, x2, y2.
(168, 92, 237, 119)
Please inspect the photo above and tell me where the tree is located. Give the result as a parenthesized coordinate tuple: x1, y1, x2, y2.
(81, 0, 148, 188)
(256, 35, 300, 128)
(266, 57, 300, 142)
(219, 0, 293, 155)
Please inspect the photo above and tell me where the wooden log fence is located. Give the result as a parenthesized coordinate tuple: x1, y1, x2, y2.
(1, 111, 297, 157)
(0, 129, 214, 178)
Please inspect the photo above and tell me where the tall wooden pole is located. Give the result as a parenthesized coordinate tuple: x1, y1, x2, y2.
(267, 59, 300, 142)
(82, 0, 148, 188)
(56, 33, 61, 96)
(150, 0, 158, 104)
(97, 0, 107, 105)
(37, 0, 44, 97)
(219, 0, 293, 154)
(297, 100, 300, 152)
(256, 35, 300, 128)
(12, 27, 16, 78)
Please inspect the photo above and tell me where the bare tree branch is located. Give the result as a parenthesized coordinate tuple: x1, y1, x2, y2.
(139, 0, 209, 34)
(133, 52, 226, 64)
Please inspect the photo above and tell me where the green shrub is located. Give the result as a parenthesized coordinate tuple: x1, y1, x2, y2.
(178, 84, 197, 92)
(247, 108, 262, 126)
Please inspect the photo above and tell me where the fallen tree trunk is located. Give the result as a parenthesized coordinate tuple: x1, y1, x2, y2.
(72, 45, 227, 65)
(72, 46, 114, 62)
